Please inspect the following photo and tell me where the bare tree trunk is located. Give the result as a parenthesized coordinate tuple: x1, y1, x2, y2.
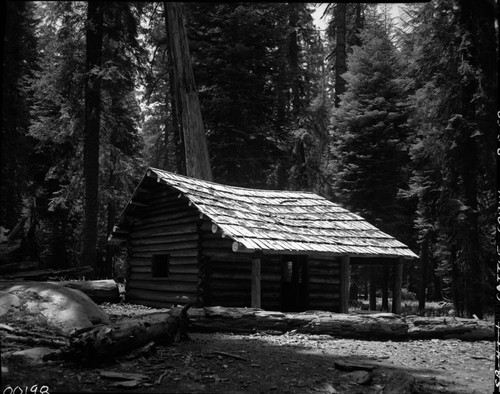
(81, 1, 103, 272)
(418, 235, 428, 314)
(163, 4, 185, 174)
(334, 3, 346, 108)
(164, 2, 212, 181)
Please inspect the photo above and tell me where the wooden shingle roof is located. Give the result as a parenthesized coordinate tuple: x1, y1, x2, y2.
(110, 168, 417, 259)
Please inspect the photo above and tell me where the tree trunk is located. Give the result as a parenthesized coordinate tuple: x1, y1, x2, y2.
(69, 305, 191, 363)
(164, 2, 212, 181)
(187, 306, 493, 341)
(334, 3, 347, 107)
(164, 4, 185, 174)
(81, 1, 103, 271)
(418, 234, 428, 314)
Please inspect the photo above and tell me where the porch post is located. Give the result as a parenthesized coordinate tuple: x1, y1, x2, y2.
(392, 258, 403, 314)
(369, 266, 377, 311)
(339, 256, 350, 313)
(251, 255, 261, 308)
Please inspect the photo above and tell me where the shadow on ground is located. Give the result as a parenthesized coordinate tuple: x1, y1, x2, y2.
(1, 332, 492, 393)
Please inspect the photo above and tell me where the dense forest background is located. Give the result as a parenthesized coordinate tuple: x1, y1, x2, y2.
(1, 1, 497, 318)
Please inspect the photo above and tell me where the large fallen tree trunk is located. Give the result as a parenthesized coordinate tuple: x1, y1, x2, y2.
(0, 265, 93, 280)
(0, 261, 40, 275)
(187, 307, 493, 341)
(406, 316, 493, 341)
(68, 304, 190, 363)
(47, 279, 119, 303)
(188, 307, 408, 339)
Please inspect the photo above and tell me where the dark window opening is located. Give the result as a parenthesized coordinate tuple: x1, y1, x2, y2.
(152, 254, 170, 278)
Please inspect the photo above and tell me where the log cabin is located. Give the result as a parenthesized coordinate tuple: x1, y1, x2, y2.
(109, 168, 418, 313)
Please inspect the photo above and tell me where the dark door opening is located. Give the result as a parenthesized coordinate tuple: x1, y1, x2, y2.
(281, 255, 308, 312)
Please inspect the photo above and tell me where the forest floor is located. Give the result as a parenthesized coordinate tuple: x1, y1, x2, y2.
(1, 304, 494, 394)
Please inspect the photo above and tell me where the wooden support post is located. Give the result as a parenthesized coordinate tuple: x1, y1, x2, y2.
(339, 256, 350, 313)
(251, 256, 261, 308)
(381, 266, 389, 312)
(369, 266, 376, 311)
(392, 258, 403, 314)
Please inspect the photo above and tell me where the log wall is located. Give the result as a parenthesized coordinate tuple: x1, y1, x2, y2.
(124, 188, 342, 311)
(199, 221, 284, 310)
(307, 256, 340, 312)
(126, 188, 200, 308)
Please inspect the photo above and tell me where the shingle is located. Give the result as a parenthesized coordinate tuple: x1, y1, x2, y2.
(117, 168, 418, 258)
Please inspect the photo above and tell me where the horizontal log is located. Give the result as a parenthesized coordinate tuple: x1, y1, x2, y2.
(131, 241, 198, 253)
(0, 261, 40, 274)
(203, 250, 250, 260)
(210, 281, 251, 290)
(128, 280, 196, 293)
(187, 307, 407, 338)
(309, 293, 340, 300)
(309, 284, 340, 292)
(130, 264, 199, 276)
(133, 213, 198, 228)
(130, 273, 198, 283)
(130, 256, 198, 266)
(130, 224, 198, 239)
(132, 220, 198, 235)
(126, 289, 195, 304)
(69, 305, 190, 363)
(47, 280, 120, 303)
(211, 273, 252, 281)
(129, 233, 198, 245)
(131, 250, 198, 259)
(406, 316, 494, 340)
(0, 265, 93, 280)
(127, 298, 174, 309)
(309, 267, 340, 275)
(200, 239, 233, 249)
(140, 200, 197, 214)
(309, 276, 339, 284)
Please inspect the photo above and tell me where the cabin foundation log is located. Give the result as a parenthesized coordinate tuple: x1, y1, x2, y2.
(392, 258, 403, 314)
(339, 256, 350, 313)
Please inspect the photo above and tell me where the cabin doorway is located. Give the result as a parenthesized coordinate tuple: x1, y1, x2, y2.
(281, 255, 308, 312)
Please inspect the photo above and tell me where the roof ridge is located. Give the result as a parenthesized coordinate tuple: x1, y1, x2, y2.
(148, 167, 320, 197)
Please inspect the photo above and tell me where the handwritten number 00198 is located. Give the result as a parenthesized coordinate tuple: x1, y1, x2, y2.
(2, 386, 49, 394)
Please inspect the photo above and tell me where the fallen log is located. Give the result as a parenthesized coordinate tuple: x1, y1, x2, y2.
(188, 307, 408, 339)
(187, 306, 493, 341)
(293, 311, 409, 339)
(0, 265, 93, 280)
(0, 261, 39, 275)
(47, 279, 119, 303)
(188, 306, 288, 333)
(69, 304, 191, 363)
(407, 316, 493, 341)
(6, 217, 27, 242)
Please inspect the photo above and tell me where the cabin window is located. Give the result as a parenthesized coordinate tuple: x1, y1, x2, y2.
(152, 254, 170, 278)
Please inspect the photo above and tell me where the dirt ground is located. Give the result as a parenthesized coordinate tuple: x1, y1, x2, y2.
(2, 330, 493, 393)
